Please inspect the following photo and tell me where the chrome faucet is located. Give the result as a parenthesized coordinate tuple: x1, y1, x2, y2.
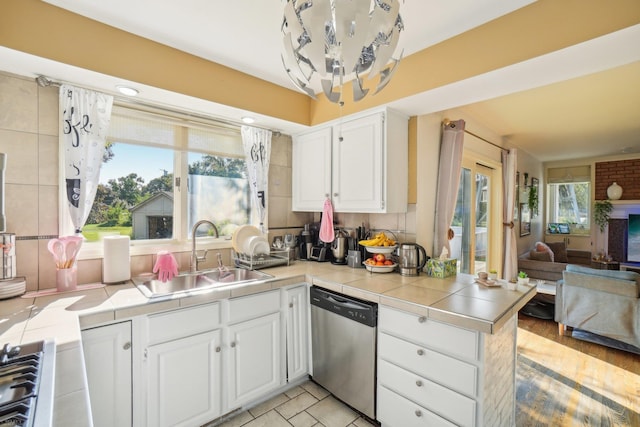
(190, 220, 219, 272)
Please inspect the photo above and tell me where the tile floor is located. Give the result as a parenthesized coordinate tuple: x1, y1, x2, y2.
(207, 380, 378, 427)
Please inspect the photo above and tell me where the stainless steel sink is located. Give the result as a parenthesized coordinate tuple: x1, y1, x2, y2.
(132, 268, 273, 298)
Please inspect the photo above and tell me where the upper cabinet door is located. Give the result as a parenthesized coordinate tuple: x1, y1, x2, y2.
(291, 108, 407, 213)
(332, 112, 384, 212)
(292, 126, 332, 211)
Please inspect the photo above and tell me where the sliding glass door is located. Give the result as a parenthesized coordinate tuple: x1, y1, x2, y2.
(451, 159, 500, 275)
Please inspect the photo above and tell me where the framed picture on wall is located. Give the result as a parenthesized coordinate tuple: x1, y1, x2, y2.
(520, 203, 531, 236)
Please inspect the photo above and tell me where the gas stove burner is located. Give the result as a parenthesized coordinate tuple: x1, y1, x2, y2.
(0, 339, 55, 427)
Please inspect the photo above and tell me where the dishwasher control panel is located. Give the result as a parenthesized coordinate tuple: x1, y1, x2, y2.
(310, 286, 377, 327)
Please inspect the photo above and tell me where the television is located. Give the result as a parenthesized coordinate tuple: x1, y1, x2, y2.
(628, 214, 640, 263)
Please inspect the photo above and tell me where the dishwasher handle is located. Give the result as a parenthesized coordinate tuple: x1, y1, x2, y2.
(325, 293, 370, 310)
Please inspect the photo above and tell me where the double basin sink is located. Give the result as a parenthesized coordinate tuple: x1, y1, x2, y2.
(133, 268, 273, 298)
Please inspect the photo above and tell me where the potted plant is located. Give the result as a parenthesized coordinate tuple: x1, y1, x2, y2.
(517, 271, 529, 285)
(594, 200, 613, 232)
(528, 184, 538, 217)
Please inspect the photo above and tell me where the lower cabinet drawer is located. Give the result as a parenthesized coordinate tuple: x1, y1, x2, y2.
(377, 385, 456, 427)
(378, 360, 476, 427)
(147, 302, 221, 345)
(379, 305, 479, 361)
(379, 332, 477, 397)
(229, 289, 280, 324)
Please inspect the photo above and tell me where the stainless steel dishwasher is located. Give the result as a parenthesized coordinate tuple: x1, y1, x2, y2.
(310, 286, 377, 419)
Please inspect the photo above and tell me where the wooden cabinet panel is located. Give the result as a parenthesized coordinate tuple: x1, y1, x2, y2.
(379, 305, 479, 361)
(145, 329, 222, 427)
(82, 321, 132, 427)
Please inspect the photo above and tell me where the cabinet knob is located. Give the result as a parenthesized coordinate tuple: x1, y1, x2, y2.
(230, 342, 236, 348)
(416, 380, 423, 387)
(122, 342, 131, 351)
(417, 348, 424, 356)
(333, 192, 338, 197)
(289, 302, 294, 308)
(417, 316, 426, 323)
(415, 410, 423, 417)
(215, 346, 221, 353)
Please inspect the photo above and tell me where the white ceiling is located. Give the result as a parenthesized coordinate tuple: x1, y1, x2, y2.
(4, 0, 640, 162)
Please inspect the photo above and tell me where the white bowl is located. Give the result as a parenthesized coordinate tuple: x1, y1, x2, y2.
(364, 245, 397, 254)
(363, 262, 397, 273)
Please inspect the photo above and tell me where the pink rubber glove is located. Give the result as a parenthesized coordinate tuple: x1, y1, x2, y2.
(153, 251, 179, 283)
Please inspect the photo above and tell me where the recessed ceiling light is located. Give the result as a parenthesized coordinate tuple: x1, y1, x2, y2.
(116, 85, 139, 96)
(241, 116, 256, 124)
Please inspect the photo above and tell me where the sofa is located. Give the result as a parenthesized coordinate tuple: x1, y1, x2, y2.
(556, 264, 640, 349)
(518, 241, 591, 282)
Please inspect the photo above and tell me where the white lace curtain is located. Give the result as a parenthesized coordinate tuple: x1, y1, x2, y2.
(502, 148, 518, 280)
(433, 120, 465, 257)
(59, 85, 113, 234)
(241, 126, 272, 234)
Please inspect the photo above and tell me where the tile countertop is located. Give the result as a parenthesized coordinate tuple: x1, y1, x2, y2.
(0, 261, 536, 426)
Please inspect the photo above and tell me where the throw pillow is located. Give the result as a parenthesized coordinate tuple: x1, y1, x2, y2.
(534, 241, 554, 262)
(529, 249, 552, 262)
(547, 241, 568, 263)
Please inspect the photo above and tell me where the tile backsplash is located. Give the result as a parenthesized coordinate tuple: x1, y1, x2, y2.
(0, 71, 415, 292)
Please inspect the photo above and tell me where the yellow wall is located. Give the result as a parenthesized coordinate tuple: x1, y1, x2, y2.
(2, 0, 639, 127)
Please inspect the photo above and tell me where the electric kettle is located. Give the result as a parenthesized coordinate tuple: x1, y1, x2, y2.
(330, 230, 348, 265)
(396, 243, 428, 276)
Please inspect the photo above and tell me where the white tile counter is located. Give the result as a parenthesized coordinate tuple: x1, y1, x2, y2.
(0, 262, 536, 426)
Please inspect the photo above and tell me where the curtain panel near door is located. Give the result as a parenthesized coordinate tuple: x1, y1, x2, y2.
(59, 84, 114, 234)
(434, 120, 465, 257)
(502, 149, 518, 280)
(241, 126, 272, 234)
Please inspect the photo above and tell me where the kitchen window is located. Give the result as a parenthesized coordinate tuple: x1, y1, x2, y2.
(60, 104, 253, 256)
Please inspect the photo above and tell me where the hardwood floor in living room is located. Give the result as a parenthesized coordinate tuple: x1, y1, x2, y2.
(516, 314, 640, 426)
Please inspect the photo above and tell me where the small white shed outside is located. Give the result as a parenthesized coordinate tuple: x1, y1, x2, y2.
(130, 192, 173, 240)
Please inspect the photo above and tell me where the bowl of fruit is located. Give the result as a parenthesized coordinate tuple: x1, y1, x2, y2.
(359, 232, 397, 254)
(363, 253, 397, 273)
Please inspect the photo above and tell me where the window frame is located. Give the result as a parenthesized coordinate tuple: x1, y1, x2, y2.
(545, 180, 591, 232)
(60, 104, 251, 260)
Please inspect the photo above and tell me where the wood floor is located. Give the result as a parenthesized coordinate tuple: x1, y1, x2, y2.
(516, 314, 640, 426)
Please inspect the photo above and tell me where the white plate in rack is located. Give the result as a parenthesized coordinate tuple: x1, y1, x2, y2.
(232, 225, 262, 254)
(363, 245, 397, 254)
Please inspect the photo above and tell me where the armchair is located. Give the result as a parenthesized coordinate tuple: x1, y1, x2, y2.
(556, 264, 640, 349)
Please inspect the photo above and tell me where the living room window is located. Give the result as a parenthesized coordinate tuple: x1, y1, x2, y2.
(546, 166, 592, 233)
(60, 104, 252, 255)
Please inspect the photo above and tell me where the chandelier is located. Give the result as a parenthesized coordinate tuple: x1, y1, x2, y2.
(281, 0, 404, 103)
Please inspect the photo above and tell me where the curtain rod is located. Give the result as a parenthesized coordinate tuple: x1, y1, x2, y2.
(442, 119, 509, 153)
(34, 75, 281, 136)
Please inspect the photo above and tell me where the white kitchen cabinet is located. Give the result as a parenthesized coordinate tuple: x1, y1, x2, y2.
(145, 329, 222, 427)
(141, 302, 222, 427)
(82, 321, 132, 427)
(284, 284, 308, 381)
(292, 108, 408, 213)
(292, 126, 332, 211)
(377, 305, 518, 427)
(227, 311, 283, 409)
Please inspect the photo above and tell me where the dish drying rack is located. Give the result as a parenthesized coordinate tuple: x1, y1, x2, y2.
(233, 248, 290, 270)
